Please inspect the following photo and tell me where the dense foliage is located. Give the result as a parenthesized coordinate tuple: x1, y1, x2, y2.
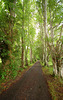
(0, 0, 63, 80)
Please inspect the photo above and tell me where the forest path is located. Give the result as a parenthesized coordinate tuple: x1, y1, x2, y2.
(0, 61, 52, 100)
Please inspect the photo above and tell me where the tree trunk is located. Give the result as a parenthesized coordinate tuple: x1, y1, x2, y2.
(25, 46, 28, 66)
(50, 10, 54, 45)
(3, 0, 16, 79)
(60, 25, 63, 77)
(30, 48, 32, 63)
(44, 0, 48, 66)
(61, 58, 63, 78)
(21, 0, 24, 68)
(21, 37, 24, 68)
(52, 59, 57, 76)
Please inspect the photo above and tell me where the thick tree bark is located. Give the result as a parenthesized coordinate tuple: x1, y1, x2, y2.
(52, 58, 57, 76)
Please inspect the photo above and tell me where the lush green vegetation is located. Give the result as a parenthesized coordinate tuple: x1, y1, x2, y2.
(0, 0, 63, 83)
(42, 66, 63, 100)
(0, 0, 36, 80)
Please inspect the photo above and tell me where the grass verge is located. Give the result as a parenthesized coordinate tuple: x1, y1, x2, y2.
(42, 66, 63, 100)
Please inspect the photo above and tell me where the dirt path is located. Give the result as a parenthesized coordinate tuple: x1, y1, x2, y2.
(0, 61, 52, 100)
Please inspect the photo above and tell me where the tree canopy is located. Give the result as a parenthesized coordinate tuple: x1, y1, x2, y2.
(0, 0, 63, 79)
